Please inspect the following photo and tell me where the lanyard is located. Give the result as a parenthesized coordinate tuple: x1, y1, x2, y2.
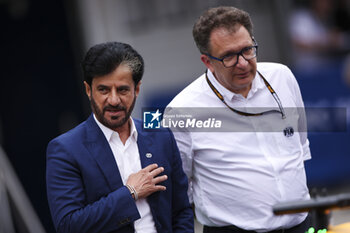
(205, 70, 286, 119)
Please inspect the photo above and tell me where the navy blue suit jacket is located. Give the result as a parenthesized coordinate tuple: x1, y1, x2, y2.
(46, 115, 193, 233)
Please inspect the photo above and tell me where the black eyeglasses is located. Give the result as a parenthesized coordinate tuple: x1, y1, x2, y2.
(206, 43, 258, 68)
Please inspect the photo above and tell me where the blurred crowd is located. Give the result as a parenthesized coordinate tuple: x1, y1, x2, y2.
(289, 0, 350, 83)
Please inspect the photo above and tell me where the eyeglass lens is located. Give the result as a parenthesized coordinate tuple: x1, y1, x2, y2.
(223, 46, 257, 67)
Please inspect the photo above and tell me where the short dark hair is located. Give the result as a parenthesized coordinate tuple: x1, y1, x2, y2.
(81, 42, 144, 86)
(193, 6, 254, 54)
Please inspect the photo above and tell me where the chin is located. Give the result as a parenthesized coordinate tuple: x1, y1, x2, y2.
(238, 78, 252, 86)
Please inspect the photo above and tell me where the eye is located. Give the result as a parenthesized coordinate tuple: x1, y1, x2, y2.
(222, 53, 237, 62)
(118, 86, 130, 95)
(97, 86, 109, 94)
(242, 46, 255, 56)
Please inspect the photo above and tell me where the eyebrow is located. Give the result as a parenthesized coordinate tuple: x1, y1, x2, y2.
(117, 85, 130, 91)
(96, 84, 109, 89)
(96, 84, 130, 91)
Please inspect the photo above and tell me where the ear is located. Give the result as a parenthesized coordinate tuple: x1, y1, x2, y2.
(135, 81, 141, 97)
(84, 81, 91, 101)
(200, 54, 215, 74)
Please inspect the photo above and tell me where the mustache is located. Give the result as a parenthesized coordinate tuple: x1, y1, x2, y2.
(103, 105, 126, 112)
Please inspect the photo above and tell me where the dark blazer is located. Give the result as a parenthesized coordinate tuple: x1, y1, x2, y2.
(46, 114, 193, 233)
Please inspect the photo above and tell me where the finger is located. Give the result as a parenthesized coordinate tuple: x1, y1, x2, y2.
(143, 163, 158, 172)
(150, 167, 164, 177)
(153, 175, 167, 184)
(154, 185, 166, 191)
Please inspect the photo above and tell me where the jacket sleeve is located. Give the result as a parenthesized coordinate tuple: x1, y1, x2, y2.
(168, 129, 194, 233)
(46, 139, 140, 233)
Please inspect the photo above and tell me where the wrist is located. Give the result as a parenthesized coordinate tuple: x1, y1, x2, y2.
(125, 184, 138, 201)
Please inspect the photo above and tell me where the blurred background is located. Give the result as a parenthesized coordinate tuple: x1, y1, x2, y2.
(0, 0, 349, 232)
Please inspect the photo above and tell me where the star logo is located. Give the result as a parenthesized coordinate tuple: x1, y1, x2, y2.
(150, 109, 162, 122)
(143, 109, 163, 129)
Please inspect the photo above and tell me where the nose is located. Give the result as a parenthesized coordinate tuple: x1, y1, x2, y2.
(235, 54, 249, 67)
(107, 90, 121, 106)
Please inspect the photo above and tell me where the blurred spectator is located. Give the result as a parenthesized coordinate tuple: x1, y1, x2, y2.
(289, 0, 350, 73)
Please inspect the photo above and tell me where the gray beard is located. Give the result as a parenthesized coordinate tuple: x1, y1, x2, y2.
(90, 95, 136, 130)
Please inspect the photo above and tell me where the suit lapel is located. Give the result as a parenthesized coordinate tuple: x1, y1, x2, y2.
(135, 119, 155, 169)
(84, 115, 124, 190)
(134, 119, 161, 222)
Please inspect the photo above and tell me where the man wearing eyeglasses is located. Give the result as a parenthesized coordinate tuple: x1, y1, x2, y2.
(166, 6, 311, 233)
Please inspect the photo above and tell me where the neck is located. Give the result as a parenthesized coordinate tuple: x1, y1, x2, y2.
(216, 78, 252, 98)
(115, 119, 131, 145)
(234, 85, 251, 98)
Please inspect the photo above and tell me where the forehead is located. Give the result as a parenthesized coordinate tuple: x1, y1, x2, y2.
(209, 25, 252, 56)
(92, 64, 133, 87)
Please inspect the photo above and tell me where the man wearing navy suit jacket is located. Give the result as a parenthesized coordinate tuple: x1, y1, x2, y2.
(46, 42, 194, 233)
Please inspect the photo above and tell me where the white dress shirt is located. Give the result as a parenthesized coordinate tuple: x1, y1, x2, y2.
(94, 116, 157, 233)
(166, 63, 311, 232)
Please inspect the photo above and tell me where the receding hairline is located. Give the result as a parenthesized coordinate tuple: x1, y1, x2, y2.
(89, 63, 135, 85)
